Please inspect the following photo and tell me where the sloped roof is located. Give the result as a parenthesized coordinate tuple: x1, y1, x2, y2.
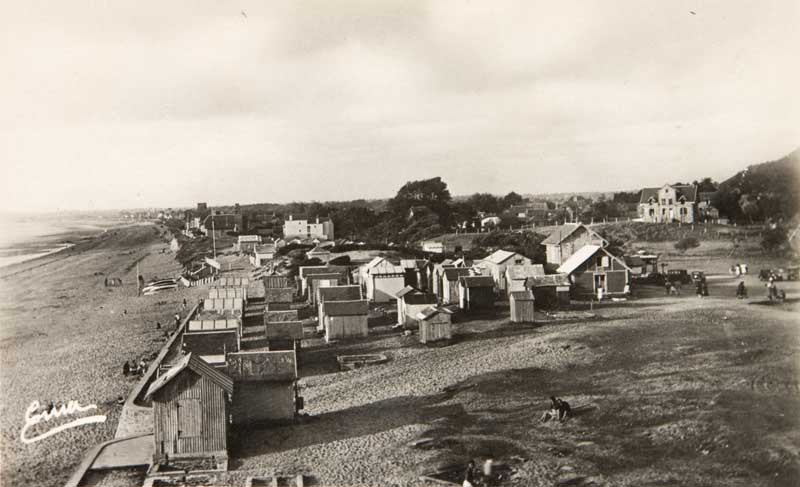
(443, 267, 473, 282)
(318, 285, 362, 302)
(526, 273, 572, 288)
(306, 273, 342, 282)
(639, 184, 698, 203)
(308, 245, 331, 254)
(541, 224, 607, 246)
(557, 245, 631, 275)
(506, 264, 545, 280)
(484, 249, 518, 265)
(416, 306, 454, 321)
(323, 299, 369, 316)
(366, 256, 386, 268)
(395, 285, 419, 298)
(556, 245, 602, 274)
(145, 353, 233, 400)
(299, 266, 331, 279)
(400, 259, 428, 269)
(460, 275, 495, 287)
(255, 244, 276, 254)
(509, 290, 535, 301)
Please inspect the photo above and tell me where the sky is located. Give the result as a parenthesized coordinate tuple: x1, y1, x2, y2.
(1, 0, 799, 212)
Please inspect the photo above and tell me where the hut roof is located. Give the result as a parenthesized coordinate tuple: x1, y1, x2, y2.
(541, 224, 607, 246)
(558, 245, 631, 275)
(483, 249, 518, 265)
(416, 306, 454, 320)
(506, 264, 545, 280)
(306, 273, 342, 282)
(318, 285, 362, 302)
(526, 273, 571, 288)
(460, 276, 495, 288)
(323, 300, 369, 316)
(443, 267, 472, 282)
(509, 290, 535, 301)
(145, 353, 233, 400)
(404, 293, 438, 305)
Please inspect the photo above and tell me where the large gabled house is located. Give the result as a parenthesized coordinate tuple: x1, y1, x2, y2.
(541, 223, 608, 266)
(557, 245, 631, 298)
(638, 184, 698, 223)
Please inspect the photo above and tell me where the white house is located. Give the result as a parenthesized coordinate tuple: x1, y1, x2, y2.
(283, 216, 334, 240)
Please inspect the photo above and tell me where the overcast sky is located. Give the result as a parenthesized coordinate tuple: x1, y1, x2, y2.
(1, 0, 798, 212)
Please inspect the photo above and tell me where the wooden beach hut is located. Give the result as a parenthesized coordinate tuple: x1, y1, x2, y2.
(317, 285, 362, 331)
(146, 353, 233, 469)
(509, 290, 535, 323)
(263, 287, 294, 305)
(557, 245, 631, 299)
(458, 276, 495, 311)
(321, 300, 369, 342)
(395, 286, 438, 326)
(417, 306, 453, 344)
(307, 273, 344, 305)
(525, 274, 571, 309)
(183, 318, 240, 366)
(440, 267, 473, 304)
(226, 350, 300, 425)
(264, 320, 304, 352)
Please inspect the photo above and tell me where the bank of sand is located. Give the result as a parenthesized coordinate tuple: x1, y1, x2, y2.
(0, 223, 206, 487)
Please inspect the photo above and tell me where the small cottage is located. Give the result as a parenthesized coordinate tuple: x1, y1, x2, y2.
(458, 276, 495, 311)
(400, 259, 432, 291)
(250, 244, 276, 267)
(235, 235, 262, 253)
(321, 299, 369, 342)
(307, 273, 344, 305)
(509, 290, 535, 323)
(480, 250, 531, 292)
(417, 306, 453, 344)
(557, 245, 631, 298)
(317, 285, 362, 330)
(146, 353, 233, 468)
(541, 224, 608, 266)
(525, 274, 571, 309)
(226, 350, 300, 425)
(505, 264, 545, 295)
(264, 320, 304, 352)
(395, 286, 438, 326)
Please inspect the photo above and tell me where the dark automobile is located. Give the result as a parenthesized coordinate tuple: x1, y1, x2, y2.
(667, 269, 692, 284)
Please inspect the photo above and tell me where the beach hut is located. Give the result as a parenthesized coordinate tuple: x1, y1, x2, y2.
(395, 286, 438, 326)
(263, 275, 291, 289)
(317, 285, 362, 330)
(441, 267, 473, 304)
(417, 306, 453, 344)
(525, 274, 571, 309)
(307, 273, 344, 305)
(321, 300, 369, 342)
(360, 257, 406, 302)
(226, 350, 300, 425)
(264, 320, 304, 353)
(505, 264, 545, 295)
(458, 276, 495, 311)
(509, 290, 535, 323)
(263, 287, 294, 305)
(183, 318, 240, 366)
(146, 353, 233, 469)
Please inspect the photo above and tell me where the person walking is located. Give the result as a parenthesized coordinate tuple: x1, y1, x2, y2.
(463, 460, 476, 487)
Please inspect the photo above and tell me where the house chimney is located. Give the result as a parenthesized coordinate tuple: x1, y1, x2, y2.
(316, 216, 320, 224)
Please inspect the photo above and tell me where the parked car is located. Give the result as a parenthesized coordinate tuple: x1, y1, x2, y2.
(759, 269, 784, 281)
(667, 269, 692, 284)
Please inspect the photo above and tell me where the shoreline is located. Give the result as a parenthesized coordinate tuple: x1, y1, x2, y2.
(0, 223, 206, 487)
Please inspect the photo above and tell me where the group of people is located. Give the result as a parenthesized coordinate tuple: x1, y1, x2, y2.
(122, 358, 148, 377)
(462, 458, 499, 487)
(664, 280, 681, 295)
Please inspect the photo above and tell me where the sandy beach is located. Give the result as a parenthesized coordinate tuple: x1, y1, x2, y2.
(0, 223, 205, 487)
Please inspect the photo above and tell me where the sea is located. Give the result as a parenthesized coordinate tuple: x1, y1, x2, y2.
(0, 213, 126, 268)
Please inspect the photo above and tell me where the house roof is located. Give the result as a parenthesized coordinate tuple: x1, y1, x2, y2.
(541, 224, 607, 246)
(557, 245, 631, 275)
(526, 273, 571, 288)
(400, 259, 428, 269)
(306, 273, 342, 282)
(308, 245, 331, 255)
(509, 290, 535, 301)
(443, 267, 473, 282)
(299, 266, 331, 279)
(145, 353, 233, 400)
(255, 244, 276, 254)
(323, 299, 369, 316)
(318, 285, 362, 302)
(366, 256, 387, 268)
(506, 264, 546, 280)
(639, 184, 698, 203)
(460, 275, 495, 288)
(484, 249, 518, 265)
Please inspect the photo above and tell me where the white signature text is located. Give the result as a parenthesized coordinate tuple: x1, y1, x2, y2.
(20, 400, 107, 444)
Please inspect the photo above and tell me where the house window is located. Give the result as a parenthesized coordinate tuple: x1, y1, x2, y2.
(668, 199, 673, 205)
(514, 258, 523, 264)
(661, 199, 666, 205)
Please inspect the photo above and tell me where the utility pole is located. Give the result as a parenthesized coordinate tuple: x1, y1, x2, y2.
(211, 213, 217, 259)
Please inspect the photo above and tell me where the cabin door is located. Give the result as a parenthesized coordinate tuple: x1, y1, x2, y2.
(176, 398, 202, 454)
(593, 274, 606, 293)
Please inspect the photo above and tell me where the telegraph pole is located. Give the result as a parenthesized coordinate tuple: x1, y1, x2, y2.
(211, 213, 217, 259)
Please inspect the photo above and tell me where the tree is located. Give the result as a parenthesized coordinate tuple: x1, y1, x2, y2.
(761, 226, 788, 254)
(501, 191, 524, 209)
(739, 194, 760, 223)
(387, 177, 452, 223)
(674, 237, 700, 252)
(466, 193, 501, 214)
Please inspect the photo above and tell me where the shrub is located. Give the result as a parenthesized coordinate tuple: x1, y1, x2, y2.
(761, 227, 788, 254)
(674, 237, 700, 252)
